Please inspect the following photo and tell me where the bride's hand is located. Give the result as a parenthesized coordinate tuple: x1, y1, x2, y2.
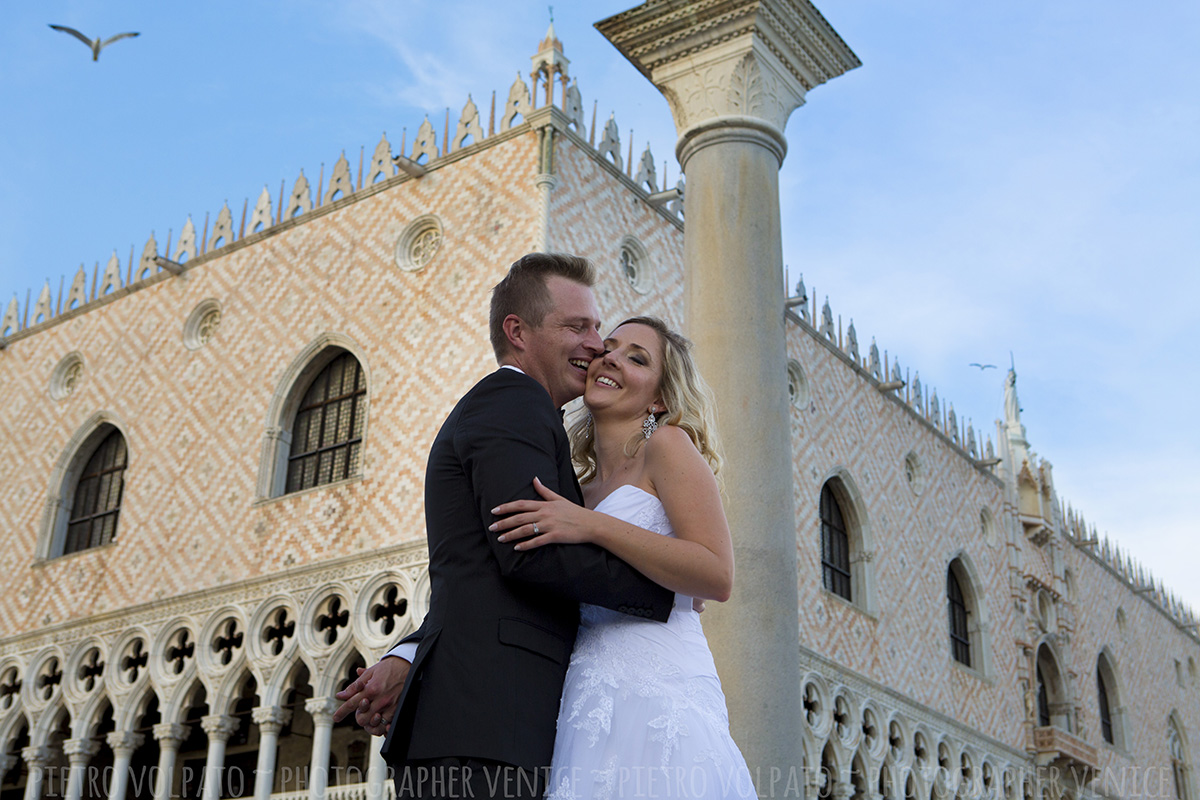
(489, 477, 594, 549)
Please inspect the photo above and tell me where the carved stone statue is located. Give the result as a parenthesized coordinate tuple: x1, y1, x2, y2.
(1004, 368, 1020, 426)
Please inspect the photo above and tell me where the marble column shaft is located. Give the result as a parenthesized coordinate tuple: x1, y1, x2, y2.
(200, 714, 238, 800)
(252, 706, 292, 800)
(367, 735, 387, 800)
(305, 697, 339, 800)
(152, 723, 190, 800)
(63, 737, 100, 800)
(106, 731, 145, 800)
(21, 746, 53, 800)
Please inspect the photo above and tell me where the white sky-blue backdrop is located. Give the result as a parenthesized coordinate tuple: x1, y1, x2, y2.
(2, 2, 1196, 611)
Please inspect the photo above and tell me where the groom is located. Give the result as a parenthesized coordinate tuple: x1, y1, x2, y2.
(334, 253, 673, 798)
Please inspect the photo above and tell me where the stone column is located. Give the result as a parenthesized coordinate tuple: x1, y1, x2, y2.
(366, 735, 387, 800)
(200, 715, 238, 800)
(20, 746, 53, 800)
(252, 706, 292, 800)
(106, 731, 145, 800)
(597, 0, 860, 776)
(305, 698, 339, 800)
(152, 723, 190, 800)
(62, 738, 100, 800)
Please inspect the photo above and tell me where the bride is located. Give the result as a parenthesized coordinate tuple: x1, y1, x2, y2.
(490, 316, 756, 799)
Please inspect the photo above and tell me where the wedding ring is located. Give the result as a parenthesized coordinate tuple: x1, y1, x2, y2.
(533, 524, 540, 534)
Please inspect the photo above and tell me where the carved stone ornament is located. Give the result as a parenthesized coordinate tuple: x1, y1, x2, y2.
(564, 79, 585, 131)
(366, 133, 394, 185)
(285, 172, 312, 219)
(633, 144, 658, 192)
(99, 251, 122, 296)
(411, 117, 439, 164)
(136, 233, 158, 281)
(452, 96, 485, 151)
(596, 0, 861, 157)
(248, 187, 274, 234)
(324, 152, 355, 205)
(597, 115, 623, 171)
(174, 216, 198, 262)
(208, 203, 235, 251)
(65, 266, 89, 311)
(1, 295, 19, 336)
(500, 73, 532, 132)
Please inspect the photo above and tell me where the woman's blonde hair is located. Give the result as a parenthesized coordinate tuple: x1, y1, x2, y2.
(568, 316, 723, 483)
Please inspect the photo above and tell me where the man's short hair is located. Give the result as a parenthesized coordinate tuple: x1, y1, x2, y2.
(489, 253, 596, 360)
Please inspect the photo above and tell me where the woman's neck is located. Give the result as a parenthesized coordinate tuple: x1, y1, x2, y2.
(590, 414, 642, 485)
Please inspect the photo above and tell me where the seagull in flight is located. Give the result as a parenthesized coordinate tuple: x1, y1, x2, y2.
(49, 25, 139, 61)
(969, 363, 997, 370)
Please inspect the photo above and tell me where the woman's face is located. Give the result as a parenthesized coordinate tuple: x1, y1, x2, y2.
(583, 322, 665, 419)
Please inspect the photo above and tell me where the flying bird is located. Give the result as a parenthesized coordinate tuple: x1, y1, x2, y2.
(969, 363, 997, 370)
(48, 25, 139, 61)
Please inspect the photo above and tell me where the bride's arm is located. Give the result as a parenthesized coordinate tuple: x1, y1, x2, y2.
(489, 426, 734, 601)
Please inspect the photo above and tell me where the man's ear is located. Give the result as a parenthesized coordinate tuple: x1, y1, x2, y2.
(502, 314, 526, 352)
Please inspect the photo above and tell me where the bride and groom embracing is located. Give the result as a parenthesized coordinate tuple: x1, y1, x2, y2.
(334, 253, 756, 799)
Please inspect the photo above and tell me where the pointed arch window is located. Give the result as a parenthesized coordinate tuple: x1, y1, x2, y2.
(64, 430, 128, 554)
(1170, 719, 1190, 800)
(1097, 666, 1113, 744)
(285, 352, 366, 493)
(1036, 662, 1051, 727)
(820, 483, 851, 600)
(947, 567, 971, 666)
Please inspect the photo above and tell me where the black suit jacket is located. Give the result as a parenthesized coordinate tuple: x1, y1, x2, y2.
(381, 368, 674, 771)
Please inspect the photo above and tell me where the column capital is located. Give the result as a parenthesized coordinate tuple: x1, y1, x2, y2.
(304, 696, 340, 723)
(106, 731, 145, 756)
(598, 0, 859, 156)
(0, 754, 15, 774)
(252, 705, 292, 734)
(63, 738, 100, 763)
(21, 746, 54, 769)
(200, 714, 239, 742)
(152, 722, 190, 746)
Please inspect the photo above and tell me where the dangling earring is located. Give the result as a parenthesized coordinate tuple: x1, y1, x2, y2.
(642, 411, 658, 439)
(585, 412, 594, 437)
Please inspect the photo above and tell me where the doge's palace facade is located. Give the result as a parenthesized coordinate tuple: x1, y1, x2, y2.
(1, 8, 1197, 800)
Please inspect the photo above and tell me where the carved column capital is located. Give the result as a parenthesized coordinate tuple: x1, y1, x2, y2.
(597, 0, 860, 149)
(0, 754, 15, 774)
(62, 738, 100, 764)
(21, 746, 53, 769)
(252, 705, 292, 735)
(152, 722, 190, 747)
(200, 714, 238, 742)
(106, 731, 145, 757)
(304, 697, 340, 725)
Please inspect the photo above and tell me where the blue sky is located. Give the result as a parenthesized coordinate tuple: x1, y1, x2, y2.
(1, 1, 1197, 612)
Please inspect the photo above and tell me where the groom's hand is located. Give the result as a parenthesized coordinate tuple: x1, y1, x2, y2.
(334, 657, 410, 736)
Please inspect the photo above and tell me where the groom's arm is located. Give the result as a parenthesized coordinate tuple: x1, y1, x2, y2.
(457, 379, 673, 622)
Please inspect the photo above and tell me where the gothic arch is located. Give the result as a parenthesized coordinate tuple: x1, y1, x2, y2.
(1096, 648, 1128, 750)
(1168, 712, 1191, 800)
(162, 678, 206, 727)
(1035, 642, 1070, 731)
(316, 646, 368, 699)
(945, 550, 993, 677)
(36, 411, 130, 559)
(817, 467, 877, 615)
(115, 684, 161, 733)
(256, 333, 371, 500)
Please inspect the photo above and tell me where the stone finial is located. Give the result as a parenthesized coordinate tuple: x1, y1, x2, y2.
(500, 73, 532, 132)
(868, 338, 881, 380)
(136, 233, 158, 281)
(967, 423, 977, 458)
(411, 117, 439, 163)
(99, 251, 122, 296)
(948, 404, 959, 444)
(248, 187, 273, 234)
(819, 297, 834, 340)
(1, 295, 19, 336)
(597, 115, 623, 170)
(633, 143, 657, 191)
(452, 96, 486, 151)
(985, 437, 995, 459)
(64, 267, 88, 311)
(597, 0, 860, 155)
(324, 153, 355, 204)
(564, 79, 584, 131)
(365, 133, 394, 185)
(175, 216, 198, 262)
(890, 358, 901, 384)
(285, 171, 313, 219)
(911, 372, 922, 408)
(846, 320, 859, 363)
(208, 203, 235, 251)
(930, 390, 940, 426)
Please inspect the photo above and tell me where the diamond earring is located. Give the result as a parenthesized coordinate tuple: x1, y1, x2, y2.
(642, 411, 658, 439)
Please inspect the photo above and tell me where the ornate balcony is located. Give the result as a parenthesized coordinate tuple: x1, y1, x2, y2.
(1033, 726, 1100, 783)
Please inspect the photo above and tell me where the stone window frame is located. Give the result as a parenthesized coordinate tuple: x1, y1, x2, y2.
(1096, 648, 1129, 752)
(815, 469, 877, 617)
(182, 298, 222, 351)
(1035, 642, 1071, 733)
(617, 235, 653, 294)
(256, 334, 370, 501)
(945, 552, 993, 679)
(394, 214, 444, 273)
(36, 412, 131, 561)
(787, 359, 810, 409)
(1169, 714, 1191, 800)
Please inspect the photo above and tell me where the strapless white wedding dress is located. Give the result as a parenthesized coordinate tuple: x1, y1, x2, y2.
(546, 485, 756, 800)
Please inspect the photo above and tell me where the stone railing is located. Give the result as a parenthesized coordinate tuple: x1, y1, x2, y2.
(271, 780, 395, 800)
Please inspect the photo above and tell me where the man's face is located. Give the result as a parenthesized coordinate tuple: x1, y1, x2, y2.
(521, 275, 604, 408)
